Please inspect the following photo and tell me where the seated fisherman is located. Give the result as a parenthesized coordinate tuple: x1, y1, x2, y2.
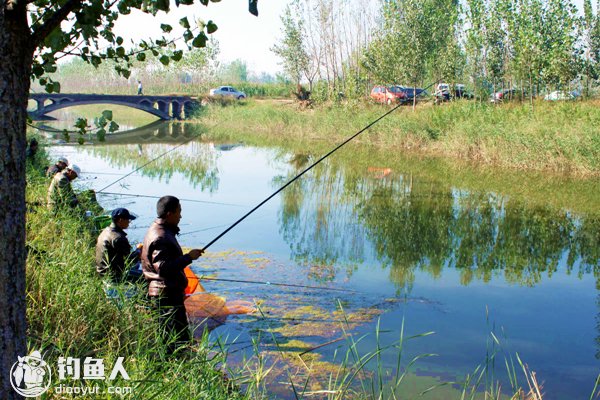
(26, 138, 39, 159)
(46, 157, 68, 178)
(47, 164, 80, 210)
(95, 208, 142, 283)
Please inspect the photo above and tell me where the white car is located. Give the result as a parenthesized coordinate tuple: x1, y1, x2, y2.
(543, 91, 575, 101)
(209, 86, 246, 99)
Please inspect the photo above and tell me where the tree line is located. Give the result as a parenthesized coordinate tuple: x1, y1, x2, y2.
(273, 0, 600, 101)
(48, 40, 291, 96)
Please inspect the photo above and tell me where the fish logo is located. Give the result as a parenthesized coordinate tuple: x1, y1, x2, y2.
(10, 350, 52, 397)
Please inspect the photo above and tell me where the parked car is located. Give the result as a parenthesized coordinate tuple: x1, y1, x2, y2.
(543, 90, 576, 101)
(490, 88, 521, 102)
(370, 85, 408, 104)
(434, 83, 473, 103)
(394, 85, 428, 100)
(209, 86, 246, 99)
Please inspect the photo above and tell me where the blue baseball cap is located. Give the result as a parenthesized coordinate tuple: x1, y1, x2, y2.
(111, 208, 137, 221)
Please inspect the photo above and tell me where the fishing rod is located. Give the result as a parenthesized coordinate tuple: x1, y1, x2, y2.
(197, 276, 360, 293)
(97, 191, 247, 208)
(200, 79, 441, 252)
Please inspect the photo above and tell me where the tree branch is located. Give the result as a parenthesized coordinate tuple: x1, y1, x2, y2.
(29, 0, 83, 51)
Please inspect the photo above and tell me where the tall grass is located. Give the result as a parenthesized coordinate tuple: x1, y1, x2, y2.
(197, 99, 600, 176)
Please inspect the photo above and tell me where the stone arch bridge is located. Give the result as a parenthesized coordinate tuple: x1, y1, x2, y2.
(29, 93, 200, 120)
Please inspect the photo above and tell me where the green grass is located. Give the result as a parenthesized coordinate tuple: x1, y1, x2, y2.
(197, 99, 600, 176)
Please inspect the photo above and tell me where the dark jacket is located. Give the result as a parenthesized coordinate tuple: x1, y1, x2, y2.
(95, 223, 137, 281)
(141, 218, 191, 298)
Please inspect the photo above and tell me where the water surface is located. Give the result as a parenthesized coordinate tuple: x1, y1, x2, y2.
(44, 121, 600, 399)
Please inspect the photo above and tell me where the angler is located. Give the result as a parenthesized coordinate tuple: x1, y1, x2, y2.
(140, 195, 204, 353)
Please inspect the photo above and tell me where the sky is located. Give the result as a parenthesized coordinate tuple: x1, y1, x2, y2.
(113, 0, 290, 75)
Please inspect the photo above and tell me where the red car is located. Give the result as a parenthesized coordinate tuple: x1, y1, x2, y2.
(370, 85, 407, 105)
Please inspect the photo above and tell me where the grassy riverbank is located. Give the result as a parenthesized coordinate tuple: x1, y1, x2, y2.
(25, 154, 250, 399)
(198, 99, 600, 176)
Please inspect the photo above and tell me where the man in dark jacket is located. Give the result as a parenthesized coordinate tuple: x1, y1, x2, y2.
(96, 208, 141, 282)
(141, 196, 203, 352)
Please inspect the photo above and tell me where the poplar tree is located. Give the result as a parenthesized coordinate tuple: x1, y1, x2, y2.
(271, 2, 310, 86)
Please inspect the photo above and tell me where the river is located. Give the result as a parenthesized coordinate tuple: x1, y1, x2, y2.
(40, 118, 599, 399)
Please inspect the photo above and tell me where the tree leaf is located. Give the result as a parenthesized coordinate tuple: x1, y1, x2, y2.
(160, 24, 172, 33)
(102, 110, 113, 120)
(192, 32, 208, 48)
(32, 64, 44, 78)
(136, 52, 146, 62)
(206, 20, 218, 34)
(183, 30, 194, 42)
(171, 50, 183, 61)
(249, 0, 258, 16)
(108, 121, 120, 133)
(75, 118, 88, 130)
(96, 129, 106, 142)
(155, 0, 169, 12)
(159, 55, 170, 65)
(91, 55, 102, 68)
(179, 17, 190, 29)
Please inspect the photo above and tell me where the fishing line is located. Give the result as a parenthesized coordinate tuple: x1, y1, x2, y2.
(83, 171, 139, 176)
(198, 276, 360, 293)
(200, 79, 441, 252)
(179, 222, 239, 236)
(96, 133, 199, 193)
(180, 214, 269, 236)
(97, 191, 247, 208)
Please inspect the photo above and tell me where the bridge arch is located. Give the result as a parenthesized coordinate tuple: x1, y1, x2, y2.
(29, 93, 199, 120)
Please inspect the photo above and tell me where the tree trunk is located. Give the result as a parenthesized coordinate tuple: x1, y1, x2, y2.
(0, 2, 33, 398)
(412, 82, 416, 111)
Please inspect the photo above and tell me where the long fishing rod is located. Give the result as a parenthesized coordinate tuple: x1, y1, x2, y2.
(200, 79, 440, 252)
(97, 191, 247, 207)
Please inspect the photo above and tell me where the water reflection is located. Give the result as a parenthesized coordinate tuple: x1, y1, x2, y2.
(103, 120, 196, 143)
(85, 123, 221, 192)
(276, 158, 600, 291)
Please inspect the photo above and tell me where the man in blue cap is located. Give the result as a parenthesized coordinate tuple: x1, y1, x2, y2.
(95, 208, 142, 283)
